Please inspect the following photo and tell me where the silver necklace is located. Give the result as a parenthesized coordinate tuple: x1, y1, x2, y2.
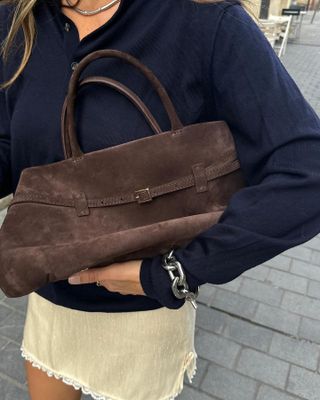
(65, 0, 121, 16)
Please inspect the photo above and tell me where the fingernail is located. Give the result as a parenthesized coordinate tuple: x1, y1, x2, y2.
(68, 275, 81, 284)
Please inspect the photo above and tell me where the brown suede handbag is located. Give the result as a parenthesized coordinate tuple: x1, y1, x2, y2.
(0, 49, 246, 297)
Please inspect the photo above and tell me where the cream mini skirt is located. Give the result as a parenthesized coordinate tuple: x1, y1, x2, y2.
(20, 291, 198, 400)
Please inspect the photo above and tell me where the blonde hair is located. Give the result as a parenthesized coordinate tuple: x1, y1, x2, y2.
(0, 0, 257, 90)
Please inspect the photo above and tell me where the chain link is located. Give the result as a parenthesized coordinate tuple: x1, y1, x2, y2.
(161, 250, 199, 309)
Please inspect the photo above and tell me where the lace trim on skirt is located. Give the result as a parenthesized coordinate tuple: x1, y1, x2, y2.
(21, 344, 198, 400)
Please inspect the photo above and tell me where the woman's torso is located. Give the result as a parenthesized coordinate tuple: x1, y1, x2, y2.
(1, 0, 233, 312)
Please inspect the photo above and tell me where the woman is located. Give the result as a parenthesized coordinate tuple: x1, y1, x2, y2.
(1, 0, 320, 399)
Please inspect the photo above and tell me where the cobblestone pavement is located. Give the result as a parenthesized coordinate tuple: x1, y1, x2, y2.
(1, 10, 320, 400)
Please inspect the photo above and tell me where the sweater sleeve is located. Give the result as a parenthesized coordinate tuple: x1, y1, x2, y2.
(139, 3, 320, 309)
(0, 61, 12, 199)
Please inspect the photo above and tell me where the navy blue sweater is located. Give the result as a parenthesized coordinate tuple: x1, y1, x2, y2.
(1, 0, 320, 312)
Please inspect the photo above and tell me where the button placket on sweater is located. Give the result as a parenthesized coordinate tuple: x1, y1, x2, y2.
(59, 6, 125, 73)
(61, 18, 81, 71)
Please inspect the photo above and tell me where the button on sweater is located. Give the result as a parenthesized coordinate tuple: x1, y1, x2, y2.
(1, 0, 320, 312)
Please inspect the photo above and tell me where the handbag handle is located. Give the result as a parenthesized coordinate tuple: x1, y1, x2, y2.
(64, 49, 184, 159)
(61, 75, 162, 159)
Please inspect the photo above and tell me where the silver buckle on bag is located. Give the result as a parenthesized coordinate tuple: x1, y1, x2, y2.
(134, 188, 152, 204)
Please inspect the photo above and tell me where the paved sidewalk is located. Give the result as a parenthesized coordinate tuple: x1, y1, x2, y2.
(294, 10, 320, 47)
(282, 11, 320, 115)
(0, 10, 320, 400)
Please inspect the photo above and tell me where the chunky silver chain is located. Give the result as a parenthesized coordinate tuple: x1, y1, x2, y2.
(161, 250, 199, 309)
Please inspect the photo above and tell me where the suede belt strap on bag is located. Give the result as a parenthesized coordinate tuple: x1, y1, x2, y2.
(9, 152, 239, 214)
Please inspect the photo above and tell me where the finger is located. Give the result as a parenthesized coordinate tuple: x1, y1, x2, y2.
(99, 281, 128, 295)
(68, 268, 102, 285)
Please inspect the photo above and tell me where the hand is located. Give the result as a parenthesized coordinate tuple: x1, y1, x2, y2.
(67, 259, 147, 296)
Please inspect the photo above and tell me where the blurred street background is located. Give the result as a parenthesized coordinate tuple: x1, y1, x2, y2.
(0, 1, 320, 399)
